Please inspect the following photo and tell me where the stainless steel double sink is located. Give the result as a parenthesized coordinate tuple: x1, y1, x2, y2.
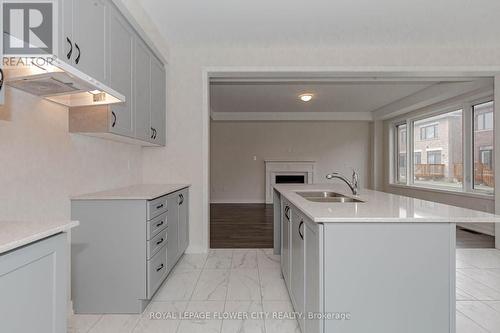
(296, 191, 365, 203)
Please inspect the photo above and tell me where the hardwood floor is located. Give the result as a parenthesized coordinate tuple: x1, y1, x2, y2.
(210, 203, 273, 248)
(456, 226, 495, 248)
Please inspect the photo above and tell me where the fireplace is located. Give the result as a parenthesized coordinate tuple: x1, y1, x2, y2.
(265, 160, 315, 203)
(275, 175, 306, 184)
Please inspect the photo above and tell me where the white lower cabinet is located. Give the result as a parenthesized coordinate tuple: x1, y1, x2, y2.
(0, 233, 68, 333)
(166, 193, 179, 272)
(281, 203, 323, 333)
(304, 220, 322, 333)
(177, 188, 189, 256)
(291, 209, 305, 331)
(280, 198, 291, 287)
(71, 187, 189, 314)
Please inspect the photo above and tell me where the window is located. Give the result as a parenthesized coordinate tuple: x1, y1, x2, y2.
(396, 124, 407, 183)
(413, 110, 463, 189)
(420, 124, 438, 140)
(427, 150, 442, 164)
(473, 101, 494, 192)
(414, 152, 422, 165)
(480, 149, 493, 168)
(393, 98, 495, 195)
(476, 112, 493, 131)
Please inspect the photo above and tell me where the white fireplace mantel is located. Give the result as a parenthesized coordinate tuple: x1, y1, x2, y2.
(265, 160, 315, 204)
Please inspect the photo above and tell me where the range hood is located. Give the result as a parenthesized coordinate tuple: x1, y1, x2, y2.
(5, 58, 125, 107)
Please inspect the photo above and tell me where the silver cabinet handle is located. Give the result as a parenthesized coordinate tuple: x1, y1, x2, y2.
(156, 220, 164, 228)
(156, 238, 164, 245)
(179, 194, 184, 205)
(284, 206, 290, 221)
(156, 263, 164, 272)
(298, 220, 304, 240)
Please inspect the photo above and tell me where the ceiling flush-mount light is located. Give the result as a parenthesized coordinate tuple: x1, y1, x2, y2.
(299, 93, 314, 102)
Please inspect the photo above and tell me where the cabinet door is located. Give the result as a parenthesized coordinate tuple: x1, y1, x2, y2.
(108, 4, 134, 137)
(177, 189, 189, 257)
(150, 56, 166, 145)
(291, 210, 305, 327)
(0, 234, 67, 333)
(72, 0, 108, 83)
(281, 199, 291, 288)
(56, 0, 73, 64)
(166, 194, 179, 272)
(305, 220, 321, 333)
(134, 38, 152, 142)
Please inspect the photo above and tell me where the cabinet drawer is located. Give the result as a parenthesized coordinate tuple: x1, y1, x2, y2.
(148, 196, 167, 220)
(147, 228, 167, 259)
(147, 244, 167, 298)
(147, 212, 167, 240)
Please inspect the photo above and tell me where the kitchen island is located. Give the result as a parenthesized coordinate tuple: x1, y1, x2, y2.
(273, 184, 500, 333)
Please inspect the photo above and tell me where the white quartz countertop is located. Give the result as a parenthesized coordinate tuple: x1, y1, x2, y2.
(71, 184, 190, 200)
(0, 220, 79, 254)
(274, 184, 500, 223)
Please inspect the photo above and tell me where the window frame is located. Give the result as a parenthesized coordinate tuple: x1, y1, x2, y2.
(390, 96, 494, 196)
(394, 122, 408, 184)
(472, 100, 495, 193)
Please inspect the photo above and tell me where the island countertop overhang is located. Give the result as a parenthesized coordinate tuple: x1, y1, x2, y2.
(274, 184, 500, 223)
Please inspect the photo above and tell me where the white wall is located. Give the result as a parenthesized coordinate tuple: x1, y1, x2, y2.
(0, 87, 143, 221)
(210, 121, 371, 203)
(138, 44, 500, 252)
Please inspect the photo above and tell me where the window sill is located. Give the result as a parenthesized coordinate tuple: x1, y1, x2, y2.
(388, 183, 494, 200)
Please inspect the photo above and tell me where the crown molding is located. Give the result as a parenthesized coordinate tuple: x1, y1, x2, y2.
(210, 111, 373, 122)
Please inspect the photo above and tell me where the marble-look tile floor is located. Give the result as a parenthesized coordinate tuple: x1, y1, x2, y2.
(69, 249, 297, 333)
(69, 248, 500, 333)
(456, 249, 500, 332)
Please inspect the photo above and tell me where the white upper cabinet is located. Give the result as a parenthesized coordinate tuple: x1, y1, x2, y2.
(108, 4, 134, 137)
(134, 38, 152, 142)
(66, 0, 167, 146)
(62, 0, 109, 84)
(150, 55, 166, 145)
(58, 0, 73, 63)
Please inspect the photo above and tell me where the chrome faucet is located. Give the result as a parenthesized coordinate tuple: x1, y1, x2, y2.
(326, 170, 359, 195)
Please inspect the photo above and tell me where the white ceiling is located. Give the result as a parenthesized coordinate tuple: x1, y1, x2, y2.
(139, 0, 500, 47)
(210, 82, 435, 114)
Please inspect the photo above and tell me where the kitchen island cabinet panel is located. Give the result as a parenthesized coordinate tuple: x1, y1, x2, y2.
(323, 222, 455, 333)
(0, 233, 68, 333)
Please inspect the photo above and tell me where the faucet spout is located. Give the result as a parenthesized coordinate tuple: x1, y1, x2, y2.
(326, 170, 359, 195)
